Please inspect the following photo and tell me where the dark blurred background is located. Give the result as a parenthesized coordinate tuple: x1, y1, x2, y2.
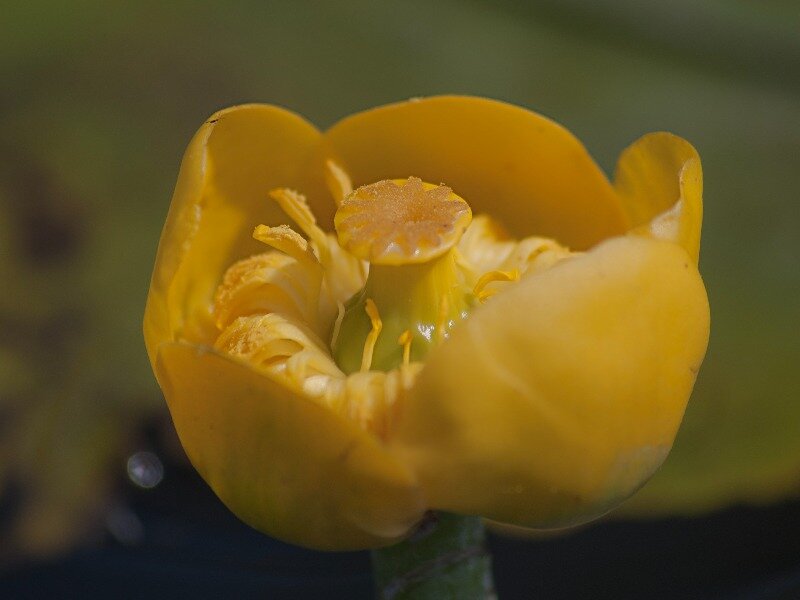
(1, 1, 799, 598)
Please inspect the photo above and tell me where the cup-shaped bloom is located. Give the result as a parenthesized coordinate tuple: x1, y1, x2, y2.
(144, 96, 709, 550)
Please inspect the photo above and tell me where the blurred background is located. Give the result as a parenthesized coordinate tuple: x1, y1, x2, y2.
(1, 0, 799, 598)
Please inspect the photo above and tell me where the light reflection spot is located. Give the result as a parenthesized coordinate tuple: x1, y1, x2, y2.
(127, 451, 164, 489)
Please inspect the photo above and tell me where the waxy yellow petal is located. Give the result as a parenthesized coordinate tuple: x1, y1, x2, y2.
(156, 342, 424, 550)
(614, 132, 703, 263)
(391, 236, 709, 527)
(144, 100, 709, 547)
(320, 96, 628, 249)
(144, 104, 324, 370)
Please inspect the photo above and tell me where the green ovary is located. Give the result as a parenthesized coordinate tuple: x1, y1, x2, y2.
(332, 248, 475, 373)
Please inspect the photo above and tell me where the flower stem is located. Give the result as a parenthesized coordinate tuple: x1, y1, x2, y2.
(370, 512, 495, 599)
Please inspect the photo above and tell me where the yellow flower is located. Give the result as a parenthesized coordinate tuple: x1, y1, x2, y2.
(143, 96, 709, 550)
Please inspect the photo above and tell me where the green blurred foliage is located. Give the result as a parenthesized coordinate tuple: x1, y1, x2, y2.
(1, 0, 798, 556)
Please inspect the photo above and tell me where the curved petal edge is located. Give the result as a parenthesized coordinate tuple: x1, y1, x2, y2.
(391, 235, 710, 528)
(156, 342, 426, 550)
(614, 132, 703, 263)
(320, 95, 629, 249)
(144, 104, 323, 371)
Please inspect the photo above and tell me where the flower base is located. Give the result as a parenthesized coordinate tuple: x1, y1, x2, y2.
(370, 512, 495, 599)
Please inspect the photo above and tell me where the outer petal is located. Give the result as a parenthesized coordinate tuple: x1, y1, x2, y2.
(319, 96, 628, 249)
(156, 342, 425, 550)
(144, 104, 325, 369)
(390, 236, 709, 528)
(614, 133, 703, 263)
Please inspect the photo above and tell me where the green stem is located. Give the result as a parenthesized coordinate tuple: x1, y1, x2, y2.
(370, 512, 495, 600)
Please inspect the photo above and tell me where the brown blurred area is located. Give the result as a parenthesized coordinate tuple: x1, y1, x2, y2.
(1, 0, 799, 562)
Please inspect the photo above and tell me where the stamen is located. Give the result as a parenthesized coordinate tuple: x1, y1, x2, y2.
(213, 252, 315, 330)
(252, 224, 318, 267)
(361, 298, 382, 372)
(330, 300, 346, 350)
(473, 269, 520, 303)
(268, 188, 328, 248)
(215, 313, 342, 384)
(324, 159, 352, 207)
(436, 295, 450, 344)
(397, 330, 412, 367)
(512, 239, 559, 267)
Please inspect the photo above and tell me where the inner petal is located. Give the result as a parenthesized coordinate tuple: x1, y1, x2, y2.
(210, 165, 577, 440)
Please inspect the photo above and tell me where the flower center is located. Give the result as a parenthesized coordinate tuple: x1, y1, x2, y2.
(332, 177, 476, 374)
(211, 163, 574, 424)
(334, 177, 472, 265)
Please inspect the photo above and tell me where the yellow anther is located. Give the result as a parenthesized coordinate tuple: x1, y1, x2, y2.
(361, 298, 383, 372)
(324, 159, 353, 207)
(252, 224, 318, 266)
(334, 177, 472, 265)
(268, 188, 328, 248)
(473, 269, 520, 303)
(330, 300, 346, 350)
(397, 330, 412, 367)
(215, 313, 342, 383)
(213, 252, 313, 330)
(512, 239, 560, 268)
